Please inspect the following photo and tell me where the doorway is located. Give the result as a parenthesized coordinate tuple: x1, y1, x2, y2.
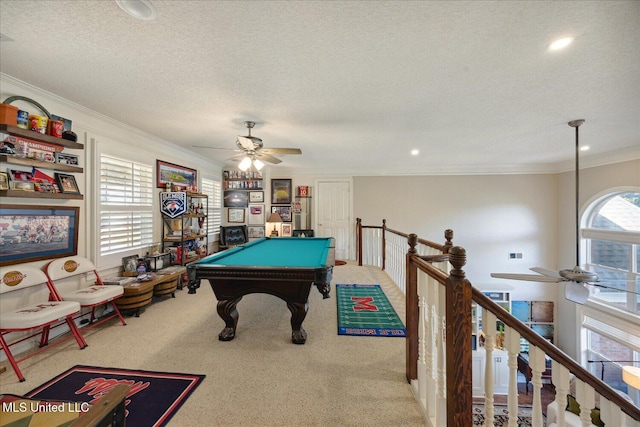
(314, 178, 353, 260)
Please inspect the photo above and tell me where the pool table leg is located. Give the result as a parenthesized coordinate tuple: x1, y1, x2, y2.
(287, 301, 309, 344)
(217, 297, 241, 341)
(315, 281, 331, 299)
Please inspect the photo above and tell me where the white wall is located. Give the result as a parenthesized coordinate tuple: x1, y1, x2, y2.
(353, 174, 559, 298)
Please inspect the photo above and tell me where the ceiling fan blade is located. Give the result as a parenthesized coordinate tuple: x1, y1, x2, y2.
(227, 153, 246, 162)
(490, 273, 563, 282)
(530, 267, 563, 279)
(589, 283, 640, 295)
(565, 282, 590, 304)
(192, 145, 240, 152)
(260, 148, 302, 155)
(255, 153, 282, 164)
(237, 136, 257, 151)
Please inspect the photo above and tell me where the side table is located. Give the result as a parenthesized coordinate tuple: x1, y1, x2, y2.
(115, 280, 155, 317)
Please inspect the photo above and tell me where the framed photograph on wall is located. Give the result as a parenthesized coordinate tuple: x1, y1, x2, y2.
(224, 190, 248, 208)
(156, 159, 197, 189)
(228, 208, 245, 223)
(271, 205, 292, 222)
(0, 205, 80, 266)
(55, 173, 81, 194)
(271, 179, 292, 204)
(249, 191, 264, 203)
(281, 223, 292, 237)
(248, 204, 265, 225)
(248, 226, 265, 239)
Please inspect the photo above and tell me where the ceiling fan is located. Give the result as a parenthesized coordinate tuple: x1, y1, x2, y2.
(491, 120, 637, 304)
(193, 121, 302, 170)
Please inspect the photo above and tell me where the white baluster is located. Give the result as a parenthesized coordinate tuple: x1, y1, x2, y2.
(437, 286, 446, 425)
(528, 346, 545, 427)
(600, 397, 624, 427)
(551, 362, 570, 427)
(504, 327, 521, 427)
(575, 379, 595, 427)
(483, 310, 497, 426)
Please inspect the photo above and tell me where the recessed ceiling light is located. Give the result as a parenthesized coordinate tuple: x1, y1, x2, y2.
(411, 149, 419, 156)
(115, 0, 157, 20)
(580, 145, 590, 151)
(548, 37, 574, 51)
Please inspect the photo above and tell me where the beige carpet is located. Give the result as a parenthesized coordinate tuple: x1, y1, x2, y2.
(0, 263, 426, 426)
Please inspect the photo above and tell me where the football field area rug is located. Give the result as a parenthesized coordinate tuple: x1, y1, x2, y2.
(23, 365, 205, 427)
(336, 284, 406, 337)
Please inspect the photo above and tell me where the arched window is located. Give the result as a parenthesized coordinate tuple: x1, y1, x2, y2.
(582, 190, 640, 313)
(581, 190, 640, 402)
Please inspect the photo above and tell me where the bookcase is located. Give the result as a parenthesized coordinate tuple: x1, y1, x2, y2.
(511, 300, 555, 352)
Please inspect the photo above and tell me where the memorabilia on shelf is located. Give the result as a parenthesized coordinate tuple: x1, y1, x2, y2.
(55, 152, 79, 165)
(55, 173, 80, 194)
(0, 172, 8, 190)
(8, 169, 33, 181)
(10, 181, 34, 191)
(3, 134, 63, 160)
(50, 114, 73, 132)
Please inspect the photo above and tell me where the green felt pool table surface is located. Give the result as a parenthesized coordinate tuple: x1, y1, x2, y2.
(199, 237, 333, 267)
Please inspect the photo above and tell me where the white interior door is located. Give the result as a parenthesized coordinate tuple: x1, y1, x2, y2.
(315, 179, 352, 260)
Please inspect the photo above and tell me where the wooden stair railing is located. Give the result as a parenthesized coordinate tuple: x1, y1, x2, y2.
(474, 288, 640, 424)
(356, 219, 640, 426)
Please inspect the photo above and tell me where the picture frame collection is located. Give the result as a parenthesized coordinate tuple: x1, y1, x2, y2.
(222, 171, 299, 239)
(2, 167, 82, 195)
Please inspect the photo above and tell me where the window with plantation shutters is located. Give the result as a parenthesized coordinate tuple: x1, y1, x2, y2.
(202, 178, 222, 240)
(99, 155, 154, 255)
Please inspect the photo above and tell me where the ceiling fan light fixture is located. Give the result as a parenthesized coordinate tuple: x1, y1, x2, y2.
(238, 156, 252, 171)
(253, 158, 265, 171)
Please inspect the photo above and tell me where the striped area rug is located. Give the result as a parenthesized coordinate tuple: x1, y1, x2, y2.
(336, 284, 406, 337)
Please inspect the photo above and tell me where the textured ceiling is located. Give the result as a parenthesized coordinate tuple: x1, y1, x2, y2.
(1, 0, 639, 175)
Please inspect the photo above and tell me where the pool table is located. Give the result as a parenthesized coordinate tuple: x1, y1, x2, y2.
(186, 237, 335, 344)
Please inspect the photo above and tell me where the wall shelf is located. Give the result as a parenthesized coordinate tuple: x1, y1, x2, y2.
(1, 125, 84, 200)
(0, 189, 83, 199)
(0, 154, 83, 173)
(0, 124, 83, 150)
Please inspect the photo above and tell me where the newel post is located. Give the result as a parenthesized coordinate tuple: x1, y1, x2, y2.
(445, 246, 472, 427)
(381, 219, 387, 270)
(443, 228, 454, 254)
(356, 218, 362, 266)
(406, 233, 418, 382)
